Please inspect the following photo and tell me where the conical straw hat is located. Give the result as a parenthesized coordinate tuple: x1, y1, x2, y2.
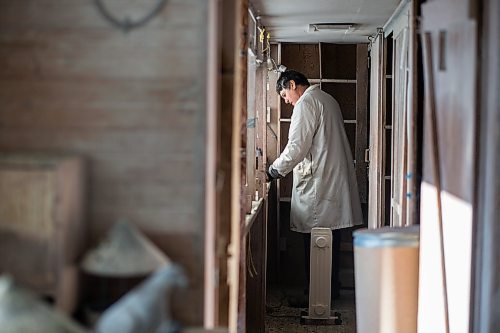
(0, 275, 87, 333)
(81, 221, 169, 277)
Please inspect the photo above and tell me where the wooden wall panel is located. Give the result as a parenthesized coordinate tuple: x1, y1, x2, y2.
(0, 1, 201, 30)
(321, 44, 357, 80)
(278, 122, 292, 198)
(245, 202, 266, 333)
(345, 123, 356, 158)
(322, 83, 356, 120)
(266, 47, 280, 166)
(0, 80, 199, 129)
(0, 0, 208, 326)
(246, 54, 257, 209)
(280, 44, 320, 79)
(355, 44, 368, 205)
(418, 1, 477, 332)
(280, 101, 293, 119)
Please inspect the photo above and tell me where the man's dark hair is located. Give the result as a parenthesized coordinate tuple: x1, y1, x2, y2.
(276, 70, 310, 94)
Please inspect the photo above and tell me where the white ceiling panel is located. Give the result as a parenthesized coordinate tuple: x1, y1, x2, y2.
(250, 0, 402, 43)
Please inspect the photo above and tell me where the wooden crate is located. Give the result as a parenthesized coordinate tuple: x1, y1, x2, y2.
(0, 153, 86, 313)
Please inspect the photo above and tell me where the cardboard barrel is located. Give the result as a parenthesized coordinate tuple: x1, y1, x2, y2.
(353, 226, 419, 333)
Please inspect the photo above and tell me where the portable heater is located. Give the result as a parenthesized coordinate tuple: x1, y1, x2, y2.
(301, 227, 342, 325)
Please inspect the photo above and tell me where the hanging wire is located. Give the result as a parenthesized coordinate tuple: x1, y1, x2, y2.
(94, 0, 169, 32)
(267, 123, 278, 139)
(247, 233, 258, 278)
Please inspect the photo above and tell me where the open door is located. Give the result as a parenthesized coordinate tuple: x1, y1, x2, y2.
(367, 32, 385, 229)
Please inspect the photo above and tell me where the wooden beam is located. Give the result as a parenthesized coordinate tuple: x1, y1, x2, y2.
(218, 0, 236, 327)
(204, 0, 221, 327)
(356, 43, 369, 205)
(229, 0, 248, 331)
(405, 0, 419, 226)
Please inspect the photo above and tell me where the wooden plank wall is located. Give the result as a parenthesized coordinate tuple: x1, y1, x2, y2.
(355, 44, 368, 206)
(0, 0, 208, 325)
(246, 202, 266, 333)
(218, 0, 237, 326)
(418, 1, 477, 332)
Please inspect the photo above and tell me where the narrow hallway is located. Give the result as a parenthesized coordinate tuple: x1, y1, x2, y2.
(265, 286, 356, 332)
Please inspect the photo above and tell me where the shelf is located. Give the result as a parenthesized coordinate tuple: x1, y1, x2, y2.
(309, 79, 357, 84)
(245, 198, 264, 234)
(321, 79, 357, 84)
(279, 197, 291, 202)
(344, 120, 357, 124)
(280, 118, 291, 122)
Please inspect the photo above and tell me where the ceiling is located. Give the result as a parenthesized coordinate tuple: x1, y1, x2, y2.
(250, 0, 402, 43)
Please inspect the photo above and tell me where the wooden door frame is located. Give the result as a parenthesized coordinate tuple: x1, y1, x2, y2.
(368, 0, 418, 229)
(384, 0, 411, 227)
(229, 0, 248, 332)
(204, 0, 240, 329)
(367, 32, 386, 229)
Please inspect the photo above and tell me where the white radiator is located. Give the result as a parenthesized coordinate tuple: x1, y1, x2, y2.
(301, 227, 342, 325)
(308, 227, 332, 318)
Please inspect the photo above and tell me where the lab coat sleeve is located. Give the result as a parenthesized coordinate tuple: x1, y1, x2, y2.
(272, 99, 317, 176)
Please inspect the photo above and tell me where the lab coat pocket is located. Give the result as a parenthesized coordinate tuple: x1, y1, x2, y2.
(295, 159, 313, 193)
(296, 158, 312, 177)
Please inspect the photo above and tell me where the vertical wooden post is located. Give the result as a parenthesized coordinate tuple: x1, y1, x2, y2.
(218, 0, 237, 327)
(204, 0, 221, 327)
(229, 0, 248, 331)
(406, 0, 419, 226)
(368, 33, 386, 229)
(356, 44, 369, 207)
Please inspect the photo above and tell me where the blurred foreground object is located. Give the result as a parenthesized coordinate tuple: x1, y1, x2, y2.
(95, 264, 187, 333)
(0, 275, 87, 333)
(81, 221, 169, 277)
(0, 153, 86, 313)
(353, 226, 420, 333)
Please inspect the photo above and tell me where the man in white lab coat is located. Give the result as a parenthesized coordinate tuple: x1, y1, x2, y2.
(267, 69, 362, 302)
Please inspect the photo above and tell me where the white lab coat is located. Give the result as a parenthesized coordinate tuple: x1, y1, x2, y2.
(272, 85, 362, 233)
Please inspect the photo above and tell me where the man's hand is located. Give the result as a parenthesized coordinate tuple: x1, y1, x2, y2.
(265, 169, 273, 182)
(266, 165, 283, 182)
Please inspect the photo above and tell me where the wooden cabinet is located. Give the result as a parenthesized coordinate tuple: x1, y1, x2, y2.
(274, 42, 368, 288)
(0, 153, 86, 313)
(278, 43, 368, 204)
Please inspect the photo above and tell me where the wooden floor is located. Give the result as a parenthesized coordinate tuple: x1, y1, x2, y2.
(265, 286, 356, 333)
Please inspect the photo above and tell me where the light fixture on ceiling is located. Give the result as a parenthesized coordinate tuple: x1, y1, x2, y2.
(308, 23, 357, 33)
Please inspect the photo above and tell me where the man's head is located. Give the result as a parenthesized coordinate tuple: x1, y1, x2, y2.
(276, 70, 310, 106)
